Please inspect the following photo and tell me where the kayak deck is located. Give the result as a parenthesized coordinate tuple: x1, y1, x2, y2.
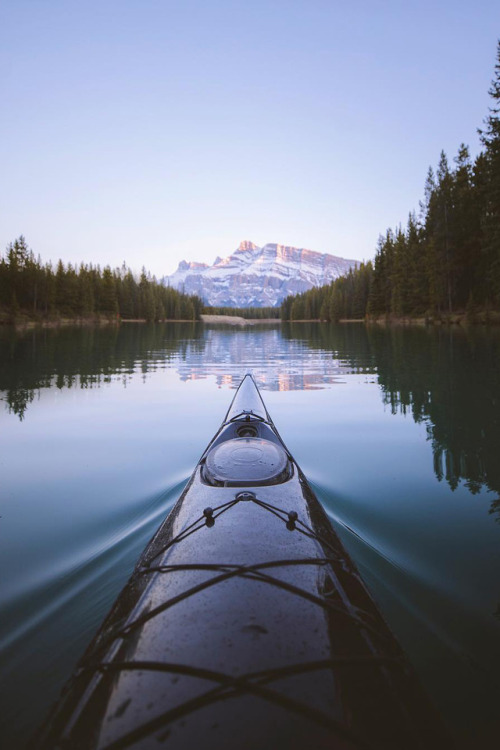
(35, 375, 450, 749)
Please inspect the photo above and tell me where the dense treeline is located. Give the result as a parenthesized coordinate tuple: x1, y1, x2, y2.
(0, 237, 203, 322)
(283, 41, 500, 322)
(203, 305, 280, 319)
(280, 263, 372, 322)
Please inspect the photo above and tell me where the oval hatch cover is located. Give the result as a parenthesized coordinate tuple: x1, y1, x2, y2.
(204, 438, 289, 486)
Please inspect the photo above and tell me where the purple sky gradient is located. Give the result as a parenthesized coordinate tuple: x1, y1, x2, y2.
(1, 0, 499, 276)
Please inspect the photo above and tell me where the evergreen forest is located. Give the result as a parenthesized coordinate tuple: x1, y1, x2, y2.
(0, 237, 203, 323)
(282, 41, 500, 323)
(202, 305, 280, 319)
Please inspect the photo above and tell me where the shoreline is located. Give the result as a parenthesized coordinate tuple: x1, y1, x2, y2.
(365, 311, 500, 326)
(3, 311, 500, 331)
(1, 315, 280, 331)
(200, 314, 280, 326)
(0, 316, 199, 330)
(1, 315, 119, 330)
(284, 312, 500, 326)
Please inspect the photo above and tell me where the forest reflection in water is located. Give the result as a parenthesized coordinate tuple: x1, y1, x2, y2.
(286, 322, 500, 523)
(2, 321, 500, 521)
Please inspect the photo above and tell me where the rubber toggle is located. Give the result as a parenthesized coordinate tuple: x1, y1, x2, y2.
(203, 507, 215, 527)
(286, 510, 298, 531)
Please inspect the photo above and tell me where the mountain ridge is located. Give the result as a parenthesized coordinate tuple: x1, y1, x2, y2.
(164, 241, 359, 308)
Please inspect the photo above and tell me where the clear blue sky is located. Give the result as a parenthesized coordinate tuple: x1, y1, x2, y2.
(1, 1, 499, 276)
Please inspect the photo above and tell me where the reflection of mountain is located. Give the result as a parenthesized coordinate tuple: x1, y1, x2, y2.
(0, 323, 362, 420)
(175, 325, 359, 390)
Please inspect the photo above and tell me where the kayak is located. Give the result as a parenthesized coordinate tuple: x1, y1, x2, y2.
(36, 374, 450, 749)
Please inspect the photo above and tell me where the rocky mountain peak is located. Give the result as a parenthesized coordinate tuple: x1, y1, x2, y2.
(176, 259, 209, 272)
(165, 241, 358, 308)
(237, 240, 259, 253)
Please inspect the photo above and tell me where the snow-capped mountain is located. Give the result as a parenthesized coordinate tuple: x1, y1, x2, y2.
(164, 241, 358, 307)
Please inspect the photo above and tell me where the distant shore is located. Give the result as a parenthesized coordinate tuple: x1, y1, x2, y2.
(1, 315, 120, 330)
(284, 312, 500, 325)
(365, 311, 500, 326)
(4, 311, 500, 331)
(200, 315, 280, 326)
(1, 314, 282, 330)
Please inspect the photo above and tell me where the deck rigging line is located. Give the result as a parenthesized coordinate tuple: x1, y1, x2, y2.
(63, 489, 411, 749)
(86, 492, 395, 658)
(82, 659, 381, 750)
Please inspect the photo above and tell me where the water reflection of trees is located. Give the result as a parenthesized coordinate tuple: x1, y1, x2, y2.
(0, 323, 203, 419)
(175, 324, 357, 391)
(285, 323, 500, 519)
(367, 325, 500, 520)
(3, 322, 500, 521)
(281, 322, 377, 374)
(1, 323, 353, 420)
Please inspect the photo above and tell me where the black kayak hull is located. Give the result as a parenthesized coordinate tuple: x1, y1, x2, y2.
(35, 375, 450, 749)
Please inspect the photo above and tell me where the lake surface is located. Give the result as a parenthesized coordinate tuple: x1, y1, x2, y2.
(1, 322, 499, 748)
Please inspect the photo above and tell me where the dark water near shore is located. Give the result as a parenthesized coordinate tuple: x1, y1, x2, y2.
(1, 322, 499, 747)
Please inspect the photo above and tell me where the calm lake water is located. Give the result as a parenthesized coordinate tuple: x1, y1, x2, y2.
(1, 322, 499, 748)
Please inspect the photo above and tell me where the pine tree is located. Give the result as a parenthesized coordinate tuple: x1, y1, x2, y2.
(119, 269, 136, 319)
(77, 264, 95, 315)
(452, 144, 481, 308)
(55, 260, 69, 314)
(405, 213, 427, 313)
(479, 40, 500, 303)
(471, 152, 489, 302)
(100, 267, 119, 316)
(329, 290, 343, 322)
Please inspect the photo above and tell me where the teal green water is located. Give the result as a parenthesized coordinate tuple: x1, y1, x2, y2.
(1, 322, 499, 747)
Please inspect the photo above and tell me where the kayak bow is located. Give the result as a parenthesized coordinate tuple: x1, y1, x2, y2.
(36, 374, 450, 749)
